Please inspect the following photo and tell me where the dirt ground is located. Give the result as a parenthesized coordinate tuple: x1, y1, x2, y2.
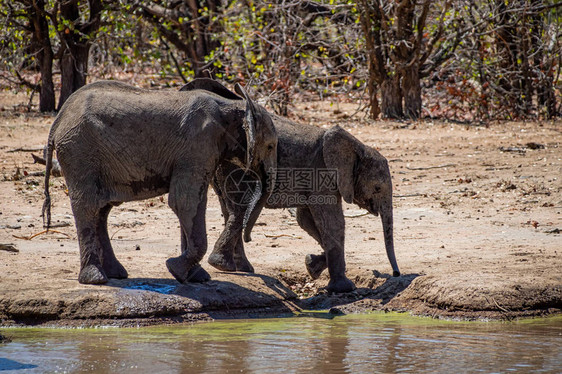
(0, 89, 560, 327)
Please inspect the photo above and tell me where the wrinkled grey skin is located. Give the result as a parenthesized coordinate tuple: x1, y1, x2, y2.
(42, 80, 277, 285)
(207, 115, 400, 294)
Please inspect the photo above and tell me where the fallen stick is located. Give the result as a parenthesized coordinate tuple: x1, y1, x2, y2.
(26, 171, 46, 177)
(8, 146, 45, 153)
(264, 233, 302, 239)
(394, 193, 425, 198)
(484, 166, 511, 171)
(491, 297, 511, 313)
(406, 163, 456, 171)
(13, 229, 70, 240)
(344, 211, 369, 218)
(0, 243, 19, 253)
(31, 154, 63, 177)
(49, 222, 72, 228)
(499, 146, 526, 153)
(110, 227, 125, 240)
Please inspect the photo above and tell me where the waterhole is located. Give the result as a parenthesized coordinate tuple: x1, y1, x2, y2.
(1, 313, 560, 373)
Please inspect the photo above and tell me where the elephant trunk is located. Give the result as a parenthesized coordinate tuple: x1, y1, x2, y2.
(264, 157, 276, 199)
(243, 178, 262, 230)
(243, 144, 276, 242)
(242, 166, 273, 243)
(381, 204, 400, 277)
(243, 191, 268, 243)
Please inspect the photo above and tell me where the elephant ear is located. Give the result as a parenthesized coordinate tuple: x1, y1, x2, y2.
(323, 126, 358, 204)
(179, 78, 242, 101)
(234, 83, 257, 169)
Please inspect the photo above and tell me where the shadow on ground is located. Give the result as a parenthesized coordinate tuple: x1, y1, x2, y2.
(297, 272, 420, 312)
(106, 273, 298, 319)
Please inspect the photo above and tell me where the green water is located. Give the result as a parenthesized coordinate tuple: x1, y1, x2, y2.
(1, 313, 561, 373)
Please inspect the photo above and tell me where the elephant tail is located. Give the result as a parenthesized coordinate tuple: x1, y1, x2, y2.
(41, 139, 54, 230)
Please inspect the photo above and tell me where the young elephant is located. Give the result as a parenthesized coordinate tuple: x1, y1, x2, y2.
(43, 80, 277, 285)
(209, 115, 400, 294)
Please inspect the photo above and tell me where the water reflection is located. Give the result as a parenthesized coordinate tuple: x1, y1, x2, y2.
(1, 314, 561, 373)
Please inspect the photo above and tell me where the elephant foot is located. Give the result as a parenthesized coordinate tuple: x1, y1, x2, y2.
(185, 264, 211, 283)
(166, 254, 195, 283)
(234, 257, 255, 273)
(305, 254, 327, 280)
(78, 264, 108, 285)
(326, 276, 356, 294)
(208, 251, 236, 272)
(103, 259, 128, 279)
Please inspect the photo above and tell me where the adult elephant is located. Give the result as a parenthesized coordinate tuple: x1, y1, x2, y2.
(207, 110, 400, 294)
(42, 80, 277, 285)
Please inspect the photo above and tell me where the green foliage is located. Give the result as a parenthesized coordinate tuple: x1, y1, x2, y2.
(0, 2, 32, 82)
(206, 1, 365, 114)
(0, 0, 560, 119)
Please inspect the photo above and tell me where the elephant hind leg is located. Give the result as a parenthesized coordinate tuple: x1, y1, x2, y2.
(304, 254, 326, 280)
(296, 207, 327, 279)
(233, 237, 254, 273)
(98, 204, 128, 279)
(71, 199, 108, 284)
(307, 205, 355, 294)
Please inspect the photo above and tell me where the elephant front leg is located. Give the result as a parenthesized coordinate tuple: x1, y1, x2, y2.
(166, 181, 210, 284)
(309, 205, 355, 293)
(183, 197, 212, 282)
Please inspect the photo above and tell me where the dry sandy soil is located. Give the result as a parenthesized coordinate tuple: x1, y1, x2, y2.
(0, 89, 560, 327)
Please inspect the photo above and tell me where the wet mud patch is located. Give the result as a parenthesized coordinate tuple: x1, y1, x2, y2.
(123, 280, 177, 294)
(296, 271, 419, 313)
(0, 269, 560, 327)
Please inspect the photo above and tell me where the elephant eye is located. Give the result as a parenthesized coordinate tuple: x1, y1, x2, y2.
(374, 186, 382, 193)
(267, 144, 274, 150)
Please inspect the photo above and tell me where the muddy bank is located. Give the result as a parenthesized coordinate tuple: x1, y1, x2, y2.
(1, 266, 559, 327)
(1, 95, 561, 326)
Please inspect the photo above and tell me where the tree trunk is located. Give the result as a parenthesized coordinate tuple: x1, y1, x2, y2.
(39, 50, 55, 112)
(380, 76, 403, 119)
(495, 1, 523, 115)
(57, 0, 102, 110)
(402, 64, 421, 119)
(530, 0, 557, 118)
(358, 0, 384, 120)
(30, 0, 55, 112)
(537, 73, 557, 118)
(365, 55, 381, 120)
(58, 44, 90, 110)
(366, 77, 381, 120)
